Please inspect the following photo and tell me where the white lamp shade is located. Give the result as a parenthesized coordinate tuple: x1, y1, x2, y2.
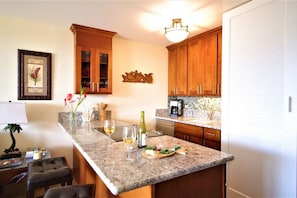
(0, 102, 28, 124)
(165, 29, 189, 43)
(165, 18, 189, 43)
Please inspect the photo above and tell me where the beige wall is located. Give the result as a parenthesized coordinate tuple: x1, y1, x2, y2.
(0, 16, 168, 165)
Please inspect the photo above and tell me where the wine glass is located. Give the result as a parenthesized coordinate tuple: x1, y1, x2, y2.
(104, 119, 115, 147)
(122, 126, 136, 160)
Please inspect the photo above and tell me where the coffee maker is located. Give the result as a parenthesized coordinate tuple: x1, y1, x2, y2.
(169, 99, 183, 116)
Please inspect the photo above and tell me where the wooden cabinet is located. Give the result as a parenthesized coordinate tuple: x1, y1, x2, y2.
(73, 145, 153, 198)
(174, 122, 203, 145)
(187, 28, 221, 96)
(203, 128, 221, 150)
(73, 144, 225, 198)
(73, 145, 96, 184)
(167, 27, 221, 96)
(217, 31, 222, 96)
(167, 43, 188, 96)
(70, 24, 116, 94)
(187, 38, 204, 96)
(174, 122, 221, 150)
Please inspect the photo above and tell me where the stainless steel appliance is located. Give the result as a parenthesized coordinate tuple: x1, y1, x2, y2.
(156, 119, 174, 137)
(169, 99, 183, 116)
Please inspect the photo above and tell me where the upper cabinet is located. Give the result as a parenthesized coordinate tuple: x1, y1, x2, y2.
(188, 31, 218, 96)
(70, 24, 116, 94)
(167, 27, 222, 96)
(217, 31, 222, 96)
(167, 43, 188, 96)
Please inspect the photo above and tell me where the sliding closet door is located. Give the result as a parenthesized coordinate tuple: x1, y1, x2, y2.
(222, 0, 297, 197)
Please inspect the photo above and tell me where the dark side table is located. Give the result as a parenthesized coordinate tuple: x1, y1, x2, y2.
(0, 151, 51, 192)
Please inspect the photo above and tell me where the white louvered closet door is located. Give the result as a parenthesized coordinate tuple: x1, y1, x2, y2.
(222, 0, 297, 197)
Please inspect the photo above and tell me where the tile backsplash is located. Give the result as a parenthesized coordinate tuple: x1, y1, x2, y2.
(168, 96, 221, 119)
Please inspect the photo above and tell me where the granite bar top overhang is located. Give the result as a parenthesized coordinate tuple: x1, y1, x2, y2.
(59, 118, 233, 195)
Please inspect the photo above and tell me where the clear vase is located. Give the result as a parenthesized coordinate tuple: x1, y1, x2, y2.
(69, 111, 76, 122)
(68, 112, 77, 135)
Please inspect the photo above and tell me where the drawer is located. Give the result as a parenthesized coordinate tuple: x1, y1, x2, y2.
(175, 122, 203, 137)
(204, 128, 221, 142)
(204, 139, 221, 151)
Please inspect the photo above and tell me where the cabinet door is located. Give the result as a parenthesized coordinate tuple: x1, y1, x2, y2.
(73, 146, 95, 184)
(168, 47, 177, 96)
(75, 47, 91, 93)
(93, 49, 112, 94)
(175, 131, 203, 144)
(203, 33, 218, 95)
(175, 44, 188, 96)
(175, 131, 187, 140)
(75, 47, 112, 94)
(203, 128, 221, 150)
(188, 135, 203, 145)
(188, 38, 204, 96)
(167, 44, 188, 96)
(217, 31, 222, 96)
(174, 122, 203, 145)
(187, 31, 220, 96)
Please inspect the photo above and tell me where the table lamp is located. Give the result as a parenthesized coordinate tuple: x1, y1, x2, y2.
(0, 101, 28, 159)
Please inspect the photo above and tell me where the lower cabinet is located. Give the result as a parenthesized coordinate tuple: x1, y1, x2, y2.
(73, 145, 152, 198)
(203, 127, 221, 150)
(73, 143, 225, 198)
(174, 122, 221, 150)
(73, 145, 96, 184)
(174, 122, 203, 144)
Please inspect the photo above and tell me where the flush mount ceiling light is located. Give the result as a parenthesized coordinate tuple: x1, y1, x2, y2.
(165, 18, 189, 43)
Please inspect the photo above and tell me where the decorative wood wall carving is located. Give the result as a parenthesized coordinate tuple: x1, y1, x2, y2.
(122, 70, 153, 83)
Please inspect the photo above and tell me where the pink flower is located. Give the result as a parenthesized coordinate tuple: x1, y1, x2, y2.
(64, 86, 86, 119)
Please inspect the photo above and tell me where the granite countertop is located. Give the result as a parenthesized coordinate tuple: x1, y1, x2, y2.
(59, 119, 233, 195)
(155, 109, 221, 130)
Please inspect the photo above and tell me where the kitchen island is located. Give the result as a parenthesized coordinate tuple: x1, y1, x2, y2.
(59, 118, 234, 198)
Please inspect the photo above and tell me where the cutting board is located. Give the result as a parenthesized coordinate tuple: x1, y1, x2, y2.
(142, 150, 176, 159)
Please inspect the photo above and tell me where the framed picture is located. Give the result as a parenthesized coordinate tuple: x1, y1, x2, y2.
(18, 49, 52, 100)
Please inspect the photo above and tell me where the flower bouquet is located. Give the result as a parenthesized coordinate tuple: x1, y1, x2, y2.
(64, 86, 86, 122)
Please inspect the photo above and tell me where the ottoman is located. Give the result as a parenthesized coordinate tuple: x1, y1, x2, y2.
(26, 156, 73, 198)
(43, 184, 96, 198)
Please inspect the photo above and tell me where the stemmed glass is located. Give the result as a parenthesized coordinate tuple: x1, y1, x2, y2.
(104, 119, 115, 147)
(122, 126, 137, 160)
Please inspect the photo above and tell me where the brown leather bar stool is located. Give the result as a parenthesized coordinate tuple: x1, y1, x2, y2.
(26, 156, 73, 198)
(43, 184, 96, 198)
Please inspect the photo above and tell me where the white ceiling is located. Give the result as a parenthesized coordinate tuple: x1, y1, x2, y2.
(0, 0, 249, 46)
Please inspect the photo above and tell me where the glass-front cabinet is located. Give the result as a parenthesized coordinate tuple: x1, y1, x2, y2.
(98, 52, 110, 89)
(79, 48, 112, 93)
(71, 24, 116, 94)
(81, 50, 91, 89)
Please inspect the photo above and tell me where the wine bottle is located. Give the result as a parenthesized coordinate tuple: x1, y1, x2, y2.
(138, 111, 147, 148)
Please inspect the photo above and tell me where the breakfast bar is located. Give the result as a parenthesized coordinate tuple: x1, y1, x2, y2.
(59, 118, 234, 198)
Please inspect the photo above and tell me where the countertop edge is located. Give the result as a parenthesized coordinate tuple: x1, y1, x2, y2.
(155, 116, 221, 130)
(58, 123, 121, 195)
(58, 121, 232, 196)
